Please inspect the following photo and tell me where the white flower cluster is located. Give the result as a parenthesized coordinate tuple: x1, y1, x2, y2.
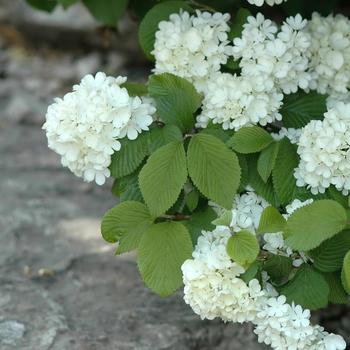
(305, 13, 350, 98)
(271, 127, 301, 144)
(294, 102, 350, 194)
(43, 72, 156, 185)
(233, 13, 311, 94)
(229, 189, 269, 232)
(182, 226, 265, 323)
(247, 0, 287, 6)
(182, 226, 346, 350)
(152, 10, 232, 90)
(263, 199, 313, 267)
(196, 72, 283, 130)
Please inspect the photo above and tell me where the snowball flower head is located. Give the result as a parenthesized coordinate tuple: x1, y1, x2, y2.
(305, 13, 350, 96)
(196, 72, 283, 130)
(247, 0, 287, 6)
(152, 10, 232, 91)
(294, 102, 350, 194)
(43, 72, 155, 185)
(232, 13, 311, 94)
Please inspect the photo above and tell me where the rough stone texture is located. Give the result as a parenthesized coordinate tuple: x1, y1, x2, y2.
(0, 1, 348, 349)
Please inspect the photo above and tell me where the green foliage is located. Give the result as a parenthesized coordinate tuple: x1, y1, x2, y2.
(280, 265, 329, 310)
(147, 125, 183, 153)
(26, 0, 57, 12)
(112, 171, 143, 202)
(101, 201, 154, 244)
(185, 189, 200, 212)
(187, 134, 241, 209)
(139, 141, 187, 216)
(341, 251, 350, 294)
(226, 231, 260, 267)
(263, 254, 293, 284)
(138, 1, 192, 59)
(240, 261, 261, 283)
(110, 134, 148, 178)
(326, 273, 348, 304)
(280, 92, 327, 128)
(148, 73, 201, 132)
(257, 206, 286, 234)
(228, 126, 273, 154)
(212, 210, 232, 227)
(257, 142, 280, 183)
(310, 230, 350, 272)
(137, 221, 193, 296)
(247, 156, 279, 207)
(184, 207, 217, 245)
(121, 82, 148, 96)
(83, 0, 129, 26)
(272, 138, 299, 205)
(228, 8, 251, 40)
(285, 200, 347, 251)
(57, 0, 79, 8)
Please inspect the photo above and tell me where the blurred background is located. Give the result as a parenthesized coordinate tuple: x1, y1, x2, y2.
(0, 1, 349, 349)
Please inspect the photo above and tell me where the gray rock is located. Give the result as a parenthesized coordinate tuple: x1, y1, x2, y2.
(0, 321, 25, 346)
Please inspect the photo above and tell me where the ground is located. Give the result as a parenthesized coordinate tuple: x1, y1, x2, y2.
(0, 1, 348, 349)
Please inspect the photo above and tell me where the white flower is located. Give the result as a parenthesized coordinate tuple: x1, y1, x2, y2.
(305, 13, 350, 96)
(182, 226, 346, 350)
(272, 127, 302, 144)
(232, 13, 311, 94)
(294, 102, 350, 194)
(152, 10, 232, 91)
(247, 0, 287, 6)
(43, 72, 156, 185)
(196, 72, 283, 130)
(230, 190, 269, 232)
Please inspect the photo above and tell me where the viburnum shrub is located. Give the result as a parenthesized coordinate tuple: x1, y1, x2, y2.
(39, 0, 350, 348)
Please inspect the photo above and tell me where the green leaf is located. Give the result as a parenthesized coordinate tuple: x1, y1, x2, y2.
(228, 126, 273, 154)
(272, 138, 299, 205)
(212, 210, 232, 227)
(247, 155, 279, 207)
(184, 207, 216, 245)
(186, 189, 200, 212)
(110, 134, 148, 179)
(226, 231, 260, 266)
(57, 0, 79, 8)
(310, 230, 350, 272)
(101, 201, 154, 244)
(341, 251, 350, 294)
(148, 73, 201, 132)
(26, 0, 56, 12)
(228, 8, 251, 40)
(285, 200, 347, 251)
(280, 265, 329, 310)
(257, 206, 286, 234)
(327, 186, 349, 208)
(200, 128, 232, 143)
(139, 141, 187, 216)
(112, 171, 143, 202)
(121, 82, 148, 97)
(257, 142, 280, 182)
(138, 222, 193, 296)
(83, 0, 128, 26)
(281, 92, 327, 128)
(138, 1, 192, 60)
(263, 254, 293, 284)
(240, 261, 261, 283)
(187, 134, 241, 209)
(147, 125, 183, 154)
(238, 154, 249, 192)
(326, 273, 348, 304)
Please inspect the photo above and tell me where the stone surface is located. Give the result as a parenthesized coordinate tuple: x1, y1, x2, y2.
(0, 1, 348, 349)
